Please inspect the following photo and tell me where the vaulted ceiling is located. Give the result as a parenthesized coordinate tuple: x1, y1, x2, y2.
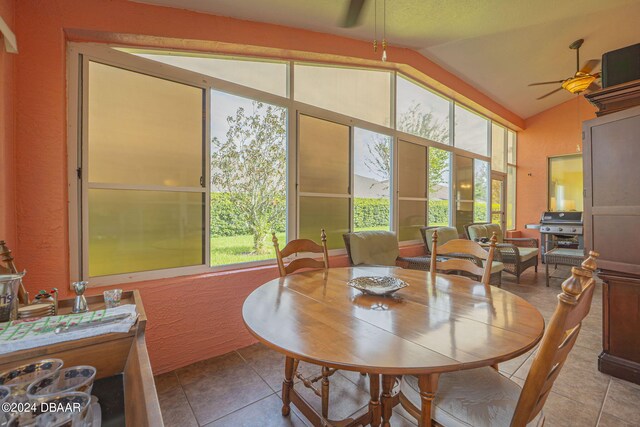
(133, 0, 640, 118)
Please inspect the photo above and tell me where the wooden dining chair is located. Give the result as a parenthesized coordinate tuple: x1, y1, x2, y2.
(430, 230, 498, 286)
(400, 251, 599, 427)
(272, 229, 335, 418)
(272, 229, 329, 277)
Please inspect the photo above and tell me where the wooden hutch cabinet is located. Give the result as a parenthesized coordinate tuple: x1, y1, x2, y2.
(584, 81, 640, 385)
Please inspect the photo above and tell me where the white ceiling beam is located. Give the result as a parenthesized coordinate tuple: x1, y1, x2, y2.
(0, 16, 18, 54)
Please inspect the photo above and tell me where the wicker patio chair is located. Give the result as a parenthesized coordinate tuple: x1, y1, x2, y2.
(464, 222, 539, 282)
(342, 231, 431, 270)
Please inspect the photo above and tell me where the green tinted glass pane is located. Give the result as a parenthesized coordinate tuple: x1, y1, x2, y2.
(295, 64, 392, 126)
(299, 197, 349, 249)
(88, 62, 203, 187)
(398, 141, 427, 198)
(507, 166, 516, 230)
(89, 189, 204, 277)
(428, 148, 450, 226)
(354, 128, 391, 231)
(491, 123, 506, 173)
(455, 155, 473, 201)
(299, 115, 350, 194)
(456, 201, 474, 235)
(399, 200, 427, 241)
(396, 76, 450, 144)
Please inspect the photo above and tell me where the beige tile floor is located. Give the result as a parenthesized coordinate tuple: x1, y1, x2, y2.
(154, 265, 640, 427)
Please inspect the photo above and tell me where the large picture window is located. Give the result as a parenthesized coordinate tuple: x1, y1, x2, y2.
(72, 44, 518, 284)
(454, 105, 489, 156)
(210, 91, 287, 266)
(396, 76, 450, 144)
(354, 128, 392, 232)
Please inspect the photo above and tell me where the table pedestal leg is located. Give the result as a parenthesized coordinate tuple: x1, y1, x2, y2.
(418, 374, 439, 427)
(369, 374, 381, 427)
(381, 375, 395, 427)
(282, 356, 295, 416)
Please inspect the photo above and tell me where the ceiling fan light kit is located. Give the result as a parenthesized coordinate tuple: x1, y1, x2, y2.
(529, 38, 602, 100)
(562, 74, 597, 94)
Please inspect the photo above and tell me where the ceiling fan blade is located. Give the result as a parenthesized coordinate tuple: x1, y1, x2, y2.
(536, 87, 563, 100)
(528, 80, 565, 86)
(341, 0, 366, 28)
(579, 59, 600, 75)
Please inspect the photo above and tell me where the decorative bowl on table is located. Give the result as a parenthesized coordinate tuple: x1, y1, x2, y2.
(347, 276, 409, 296)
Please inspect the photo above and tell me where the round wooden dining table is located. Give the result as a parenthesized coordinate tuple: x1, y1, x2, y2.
(242, 266, 544, 427)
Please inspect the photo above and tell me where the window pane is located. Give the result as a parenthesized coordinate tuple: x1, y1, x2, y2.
(549, 154, 583, 212)
(507, 166, 516, 230)
(295, 64, 391, 126)
(491, 123, 506, 173)
(299, 115, 350, 194)
(455, 155, 473, 234)
(88, 189, 204, 277)
(428, 148, 450, 226)
(398, 141, 427, 198)
(507, 130, 517, 164)
(88, 62, 203, 187)
(210, 91, 287, 266)
(474, 160, 490, 223)
(354, 128, 391, 231)
(454, 105, 489, 156)
(299, 197, 349, 249)
(127, 50, 288, 97)
(399, 200, 427, 241)
(396, 76, 450, 144)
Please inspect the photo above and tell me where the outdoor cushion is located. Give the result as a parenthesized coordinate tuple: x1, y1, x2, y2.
(484, 223, 504, 243)
(400, 368, 543, 427)
(482, 260, 505, 273)
(349, 231, 399, 266)
(425, 227, 458, 253)
(518, 247, 539, 262)
(467, 224, 488, 242)
(468, 223, 504, 243)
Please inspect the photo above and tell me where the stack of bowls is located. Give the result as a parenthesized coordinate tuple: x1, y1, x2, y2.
(0, 360, 98, 426)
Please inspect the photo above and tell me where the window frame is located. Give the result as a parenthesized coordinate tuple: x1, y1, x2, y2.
(68, 42, 519, 287)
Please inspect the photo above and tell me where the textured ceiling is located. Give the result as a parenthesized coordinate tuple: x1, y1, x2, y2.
(133, 0, 640, 118)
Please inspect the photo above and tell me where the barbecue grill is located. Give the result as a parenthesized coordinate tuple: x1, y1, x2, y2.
(539, 211, 584, 254)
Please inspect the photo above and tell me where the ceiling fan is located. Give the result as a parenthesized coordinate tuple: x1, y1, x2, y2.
(529, 39, 601, 100)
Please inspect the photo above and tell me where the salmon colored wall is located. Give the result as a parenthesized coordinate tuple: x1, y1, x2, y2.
(13, 0, 521, 374)
(0, 0, 16, 246)
(516, 97, 596, 239)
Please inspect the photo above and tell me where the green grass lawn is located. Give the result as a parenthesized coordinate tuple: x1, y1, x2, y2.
(210, 226, 389, 266)
(211, 232, 285, 266)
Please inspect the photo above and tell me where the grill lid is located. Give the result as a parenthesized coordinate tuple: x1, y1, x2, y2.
(540, 211, 583, 224)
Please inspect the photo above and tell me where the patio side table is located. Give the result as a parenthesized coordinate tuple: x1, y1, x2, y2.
(544, 248, 584, 287)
